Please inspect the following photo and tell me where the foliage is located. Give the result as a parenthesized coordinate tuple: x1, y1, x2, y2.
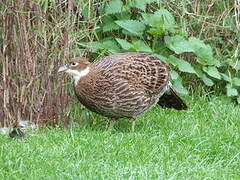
(1, 0, 239, 127)
(77, 0, 239, 102)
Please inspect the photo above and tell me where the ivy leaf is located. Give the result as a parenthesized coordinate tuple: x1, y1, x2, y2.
(105, 0, 123, 14)
(202, 74, 214, 86)
(115, 38, 133, 50)
(203, 66, 221, 80)
(115, 20, 146, 36)
(232, 77, 240, 86)
(226, 84, 238, 96)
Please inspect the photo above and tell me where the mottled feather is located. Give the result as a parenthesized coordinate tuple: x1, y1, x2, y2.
(74, 52, 179, 119)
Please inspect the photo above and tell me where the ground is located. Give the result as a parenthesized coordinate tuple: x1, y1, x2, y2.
(0, 96, 240, 179)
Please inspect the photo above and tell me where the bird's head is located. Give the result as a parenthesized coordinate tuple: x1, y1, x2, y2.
(58, 57, 90, 85)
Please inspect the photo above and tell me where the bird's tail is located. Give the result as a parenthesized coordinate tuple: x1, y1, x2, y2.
(158, 86, 188, 110)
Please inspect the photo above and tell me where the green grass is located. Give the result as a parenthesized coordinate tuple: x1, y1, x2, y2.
(1, 96, 240, 179)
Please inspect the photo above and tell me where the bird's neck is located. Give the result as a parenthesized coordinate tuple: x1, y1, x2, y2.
(74, 65, 97, 86)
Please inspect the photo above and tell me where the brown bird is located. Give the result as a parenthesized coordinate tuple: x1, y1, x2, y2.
(58, 52, 187, 131)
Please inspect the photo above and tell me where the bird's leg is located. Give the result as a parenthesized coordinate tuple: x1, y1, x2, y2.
(130, 118, 136, 132)
(108, 119, 117, 131)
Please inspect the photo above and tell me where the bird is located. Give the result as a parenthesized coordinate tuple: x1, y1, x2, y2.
(58, 52, 187, 131)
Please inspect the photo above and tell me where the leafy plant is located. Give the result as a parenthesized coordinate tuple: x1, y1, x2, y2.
(77, 0, 239, 103)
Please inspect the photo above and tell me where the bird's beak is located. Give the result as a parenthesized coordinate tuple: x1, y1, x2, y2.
(58, 65, 68, 73)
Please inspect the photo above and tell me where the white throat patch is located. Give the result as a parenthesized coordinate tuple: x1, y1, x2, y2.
(66, 67, 90, 85)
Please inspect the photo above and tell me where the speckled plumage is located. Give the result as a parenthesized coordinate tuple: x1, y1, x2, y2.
(59, 52, 187, 130)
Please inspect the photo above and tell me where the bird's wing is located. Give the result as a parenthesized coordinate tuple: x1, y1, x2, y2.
(93, 52, 170, 95)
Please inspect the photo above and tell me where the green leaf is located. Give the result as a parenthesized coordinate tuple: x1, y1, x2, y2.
(142, 9, 175, 33)
(157, 9, 175, 27)
(226, 84, 238, 96)
(115, 38, 133, 50)
(147, 28, 165, 35)
(194, 66, 204, 78)
(237, 97, 240, 104)
(130, 0, 146, 11)
(105, 0, 123, 14)
(229, 60, 240, 71)
(132, 40, 152, 53)
(78, 39, 120, 54)
(129, 0, 158, 11)
(153, 54, 168, 64)
(164, 36, 194, 54)
(220, 73, 231, 82)
(171, 70, 179, 80)
(169, 56, 196, 74)
(203, 66, 221, 80)
(202, 74, 214, 86)
(102, 16, 121, 32)
(232, 77, 240, 86)
(102, 40, 121, 54)
(172, 79, 188, 95)
(115, 20, 146, 36)
(188, 37, 219, 66)
(142, 13, 164, 27)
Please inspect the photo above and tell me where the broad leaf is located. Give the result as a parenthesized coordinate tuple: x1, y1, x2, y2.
(157, 9, 175, 27)
(169, 56, 196, 74)
(115, 38, 133, 50)
(188, 37, 219, 66)
(101, 40, 121, 54)
(142, 9, 175, 33)
(226, 84, 238, 96)
(232, 77, 240, 86)
(78, 40, 120, 54)
(105, 0, 123, 14)
(115, 20, 146, 36)
(102, 16, 120, 32)
(153, 54, 168, 64)
(172, 79, 188, 95)
(175, 59, 196, 74)
(164, 36, 194, 54)
(220, 73, 231, 82)
(237, 97, 240, 104)
(147, 28, 165, 35)
(132, 40, 152, 53)
(130, 0, 158, 11)
(171, 70, 179, 80)
(203, 66, 221, 80)
(202, 74, 214, 86)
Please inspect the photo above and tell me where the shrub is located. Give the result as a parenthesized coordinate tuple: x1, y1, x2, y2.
(77, 0, 239, 103)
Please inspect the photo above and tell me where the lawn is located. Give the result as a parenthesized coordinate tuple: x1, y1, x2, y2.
(0, 96, 240, 179)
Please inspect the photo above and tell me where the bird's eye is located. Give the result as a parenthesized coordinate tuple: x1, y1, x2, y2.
(70, 62, 79, 66)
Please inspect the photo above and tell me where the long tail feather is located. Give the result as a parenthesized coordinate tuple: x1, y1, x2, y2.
(158, 86, 188, 110)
